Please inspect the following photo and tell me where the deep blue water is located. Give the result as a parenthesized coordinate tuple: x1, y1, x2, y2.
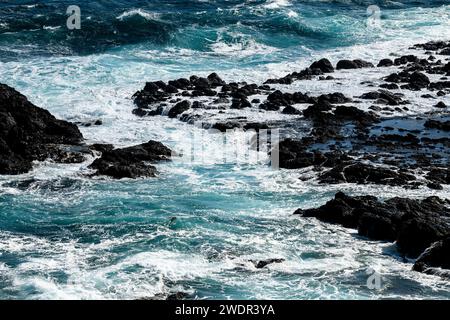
(0, 0, 449, 299)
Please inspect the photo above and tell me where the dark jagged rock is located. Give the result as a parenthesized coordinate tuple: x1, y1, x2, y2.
(413, 237, 450, 278)
(440, 48, 450, 55)
(76, 119, 103, 127)
(384, 71, 409, 83)
(359, 90, 406, 105)
(435, 101, 447, 109)
(378, 59, 394, 67)
(394, 55, 418, 65)
(211, 121, 241, 132)
(259, 101, 280, 111)
(89, 140, 172, 179)
(426, 168, 450, 184)
(168, 78, 190, 90)
(294, 192, 450, 260)
(310, 58, 334, 73)
(89, 144, 114, 153)
(429, 81, 450, 91)
(264, 66, 324, 84)
(166, 292, 191, 300)
(207, 72, 226, 87)
(282, 105, 301, 115)
(264, 90, 311, 108)
(317, 92, 351, 104)
(413, 41, 450, 52)
(231, 98, 252, 109)
(168, 100, 191, 118)
(333, 106, 378, 124)
(250, 258, 285, 269)
(319, 162, 416, 186)
(424, 119, 450, 131)
(379, 83, 399, 90)
(408, 71, 430, 89)
(336, 59, 374, 70)
(277, 138, 351, 169)
(302, 101, 333, 120)
(0, 84, 84, 175)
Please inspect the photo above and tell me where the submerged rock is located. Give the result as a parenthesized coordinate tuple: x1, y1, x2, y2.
(89, 140, 173, 179)
(250, 258, 285, 269)
(0, 83, 84, 175)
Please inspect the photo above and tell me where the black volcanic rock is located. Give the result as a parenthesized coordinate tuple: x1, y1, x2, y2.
(319, 162, 416, 186)
(359, 90, 406, 105)
(277, 138, 351, 169)
(251, 258, 285, 269)
(336, 59, 374, 70)
(424, 119, 450, 131)
(413, 237, 450, 278)
(310, 58, 334, 73)
(333, 105, 378, 124)
(408, 71, 430, 89)
(435, 101, 447, 109)
(89, 140, 172, 179)
(282, 105, 301, 115)
(168, 100, 191, 118)
(294, 192, 450, 260)
(378, 59, 394, 67)
(231, 98, 252, 109)
(0, 84, 84, 175)
(394, 55, 418, 65)
(207, 73, 226, 87)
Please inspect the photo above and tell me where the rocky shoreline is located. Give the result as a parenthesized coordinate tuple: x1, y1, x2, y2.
(294, 192, 450, 278)
(0, 40, 449, 283)
(0, 84, 174, 179)
(130, 39, 450, 279)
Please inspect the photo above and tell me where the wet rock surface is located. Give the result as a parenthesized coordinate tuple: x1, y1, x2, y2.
(294, 192, 450, 275)
(88, 140, 173, 179)
(413, 237, 450, 278)
(0, 83, 84, 174)
(0, 84, 172, 178)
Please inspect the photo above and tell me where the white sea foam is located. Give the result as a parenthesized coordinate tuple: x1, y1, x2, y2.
(263, 0, 292, 9)
(117, 9, 160, 21)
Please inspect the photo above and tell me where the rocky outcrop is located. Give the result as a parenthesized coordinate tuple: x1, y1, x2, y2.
(378, 59, 394, 67)
(413, 237, 450, 278)
(424, 119, 450, 131)
(310, 58, 334, 73)
(294, 192, 450, 273)
(336, 59, 374, 70)
(89, 140, 173, 179)
(0, 84, 84, 174)
(319, 163, 416, 186)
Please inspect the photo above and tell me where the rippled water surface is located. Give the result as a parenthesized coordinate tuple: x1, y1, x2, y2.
(0, 0, 450, 299)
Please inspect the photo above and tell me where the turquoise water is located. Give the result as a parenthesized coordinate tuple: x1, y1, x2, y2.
(0, 1, 450, 299)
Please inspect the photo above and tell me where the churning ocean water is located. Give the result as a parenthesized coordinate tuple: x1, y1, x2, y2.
(0, 0, 450, 299)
